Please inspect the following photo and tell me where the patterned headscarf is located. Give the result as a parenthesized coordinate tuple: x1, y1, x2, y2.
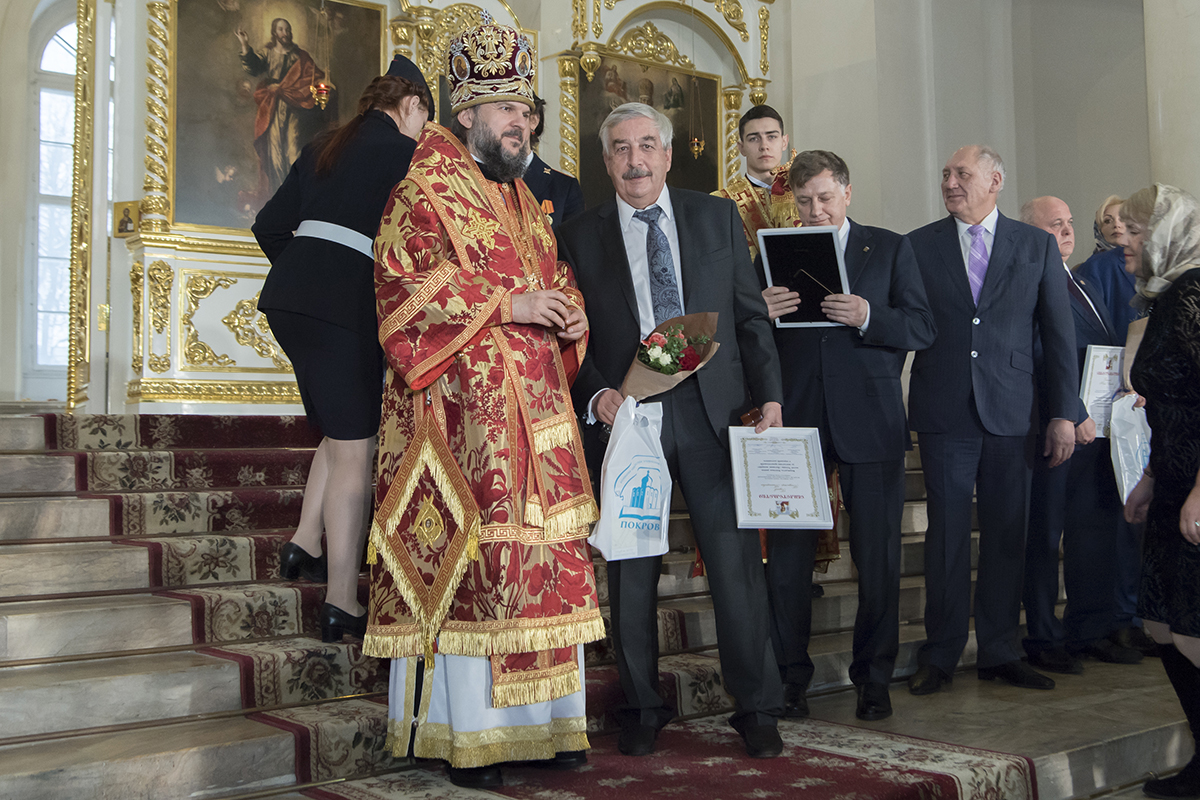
(1135, 184, 1200, 304)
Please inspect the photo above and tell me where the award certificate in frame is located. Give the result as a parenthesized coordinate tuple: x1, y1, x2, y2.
(757, 226, 851, 327)
(729, 426, 832, 529)
(1080, 344, 1125, 437)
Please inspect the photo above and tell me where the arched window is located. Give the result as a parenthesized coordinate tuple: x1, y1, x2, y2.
(30, 21, 77, 372)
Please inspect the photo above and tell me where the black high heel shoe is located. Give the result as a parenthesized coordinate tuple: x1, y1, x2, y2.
(321, 602, 367, 642)
(279, 542, 328, 583)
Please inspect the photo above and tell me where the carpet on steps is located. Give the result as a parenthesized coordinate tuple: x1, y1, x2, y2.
(158, 582, 325, 642)
(201, 637, 389, 707)
(86, 449, 313, 492)
(585, 605, 687, 666)
(253, 697, 397, 783)
(302, 714, 1036, 800)
(95, 488, 306, 535)
(44, 413, 322, 451)
(586, 652, 731, 734)
(119, 531, 289, 586)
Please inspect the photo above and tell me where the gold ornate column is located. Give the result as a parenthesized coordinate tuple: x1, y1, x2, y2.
(390, 20, 415, 59)
(723, 85, 744, 186)
(557, 54, 581, 179)
(758, 6, 769, 75)
(413, 6, 440, 110)
(747, 78, 767, 106)
(65, 0, 97, 410)
(140, 2, 171, 234)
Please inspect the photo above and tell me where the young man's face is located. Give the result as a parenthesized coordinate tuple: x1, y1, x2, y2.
(738, 118, 788, 176)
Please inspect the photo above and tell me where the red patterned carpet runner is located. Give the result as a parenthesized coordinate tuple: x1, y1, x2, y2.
(304, 715, 1037, 800)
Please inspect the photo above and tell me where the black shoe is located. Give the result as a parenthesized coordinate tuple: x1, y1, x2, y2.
(617, 724, 658, 756)
(908, 664, 952, 695)
(1111, 625, 1160, 657)
(738, 723, 784, 758)
(447, 765, 503, 788)
(279, 542, 327, 583)
(1027, 647, 1084, 675)
(977, 660, 1055, 689)
(855, 682, 892, 721)
(811, 582, 825, 598)
(527, 751, 587, 770)
(1078, 638, 1144, 664)
(321, 602, 367, 643)
(783, 683, 809, 719)
(1143, 757, 1200, 799)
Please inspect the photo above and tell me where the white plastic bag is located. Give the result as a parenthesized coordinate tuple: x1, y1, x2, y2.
(589, 397, 672, 561)
(1110, 393, 1151, 503)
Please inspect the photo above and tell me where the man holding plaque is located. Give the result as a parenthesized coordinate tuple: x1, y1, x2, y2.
(906, 146, 1077, 696)
(558, 102, 786, 759)
(1019, 196, 1143, 673)
(759, 150, 935, 721)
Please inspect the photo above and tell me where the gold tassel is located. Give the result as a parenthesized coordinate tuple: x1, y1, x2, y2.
(531, 417, 576, 453)
(524, 495, 544, 527)
(541, 498, 599, 540)
(492, 666, 582, 709)
(366, 537, 378, 565)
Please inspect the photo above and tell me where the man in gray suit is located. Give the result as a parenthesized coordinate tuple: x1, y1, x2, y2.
(905, 145, 1077, 695)
(558, 102, 785, 759)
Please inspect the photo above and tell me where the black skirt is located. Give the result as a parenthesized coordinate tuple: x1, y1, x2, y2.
(265, 309, 384, 440)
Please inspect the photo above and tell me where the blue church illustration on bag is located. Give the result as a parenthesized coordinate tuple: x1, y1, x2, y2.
(615, 456, 666, 528)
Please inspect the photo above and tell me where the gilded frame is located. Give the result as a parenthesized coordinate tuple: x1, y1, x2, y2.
(164, 0, 388, 237)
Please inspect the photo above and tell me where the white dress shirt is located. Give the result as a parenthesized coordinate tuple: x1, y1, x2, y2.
(616, 184, 685, 338)
(587, 185, 684, 422)
(954, 206, 999, 275)
(832, 217, 871, 333)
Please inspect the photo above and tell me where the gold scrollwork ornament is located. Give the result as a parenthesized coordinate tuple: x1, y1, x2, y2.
(759, 6, 769, 74)
(182, 274, 237, 368)
(147, 261, 173, 374)
(557, 54, 581, 178)
(221, 291, 292, 371)
(608, 22, 694, 69)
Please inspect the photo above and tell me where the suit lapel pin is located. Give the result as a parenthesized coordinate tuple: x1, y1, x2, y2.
(863, 246, 870, 252)
(543, 167, 552, 174)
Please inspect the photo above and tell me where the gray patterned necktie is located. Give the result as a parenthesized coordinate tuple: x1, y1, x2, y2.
(634, 205, 682, 324)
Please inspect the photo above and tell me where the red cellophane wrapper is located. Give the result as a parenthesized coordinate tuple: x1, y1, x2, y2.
(619, 312, 721, 401)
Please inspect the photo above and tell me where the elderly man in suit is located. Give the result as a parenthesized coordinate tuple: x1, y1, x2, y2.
(558, 102, 786, 759)
(761, 150, 935, 722)
(905, 146, 1078, 695)
(1020, 196, 1144, 675)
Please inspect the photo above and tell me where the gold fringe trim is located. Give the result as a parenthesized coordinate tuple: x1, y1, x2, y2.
(491, 666, 582, 710)
(531, 416, 577, 454)
(362, 613, 605, 659)
(541, 498, 599, 540)
(524, 494, 543, 527)
(366, 539, 377, 565)
(411, 723, 589, 768)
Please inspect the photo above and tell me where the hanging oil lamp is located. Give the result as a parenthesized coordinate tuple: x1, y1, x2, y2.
(309, 1, 335, 110)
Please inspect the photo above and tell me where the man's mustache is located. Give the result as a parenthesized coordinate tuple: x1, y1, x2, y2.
(622, 166, 651, 180)
(502, 128, 524, 140)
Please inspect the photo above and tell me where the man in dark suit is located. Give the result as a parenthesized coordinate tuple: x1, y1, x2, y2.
(761, 151, 935, 722)
(523, 94, 584, 229)
(558, 102, 786, 759)
(905, 145, 1078, 695)
(1019, 196, 1143, 674)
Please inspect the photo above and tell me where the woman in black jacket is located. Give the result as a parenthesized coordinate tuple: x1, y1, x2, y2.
(254, 56, 429, 642)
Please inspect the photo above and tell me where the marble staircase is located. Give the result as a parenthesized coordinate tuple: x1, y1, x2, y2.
(0, 413, 1190, 800)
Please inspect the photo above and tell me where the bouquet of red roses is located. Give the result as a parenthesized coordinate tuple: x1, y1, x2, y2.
(620, 312, 720, 400)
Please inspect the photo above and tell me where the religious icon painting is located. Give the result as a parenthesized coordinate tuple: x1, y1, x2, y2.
(113, 201, 139, 238)
(170, 0, 385, 233)
(576, 53, 721, 210)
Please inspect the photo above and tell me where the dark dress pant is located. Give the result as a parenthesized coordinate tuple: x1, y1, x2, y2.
(607, 379, 783, 731)
(768, 458, 905, 689)
(1023, 437, 1123, 654)
(917, 430, 1033, 673)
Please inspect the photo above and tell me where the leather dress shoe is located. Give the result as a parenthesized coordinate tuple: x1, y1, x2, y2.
(1110, 625, 1160, 656)
(908, 664, 952, 695)
(321, 602, 367, 643)
(977, 660, 1055, 689)
(1027, 647, 1084, 675)
(279, 541, 327, 583)
(855, 682, 892, 721)
(738, 723, 783, 759)
(783, 683, 809, 719)
(1143, 756, 1200, 799)
(1078, 638, 1143, 664)
(618, 724, 658, 756)
(447, 765, 503, 788)
(527, 750, 587, 770)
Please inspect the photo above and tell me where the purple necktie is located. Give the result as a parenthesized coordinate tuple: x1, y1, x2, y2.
(967, 224, 989, 305)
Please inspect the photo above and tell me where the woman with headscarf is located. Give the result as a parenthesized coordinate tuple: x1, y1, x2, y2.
(1122, 184, 1200, 799)
(254, 56, 431, 642)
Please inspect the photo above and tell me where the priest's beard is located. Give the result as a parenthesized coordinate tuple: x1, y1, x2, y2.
(469, 122, 529, 183)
